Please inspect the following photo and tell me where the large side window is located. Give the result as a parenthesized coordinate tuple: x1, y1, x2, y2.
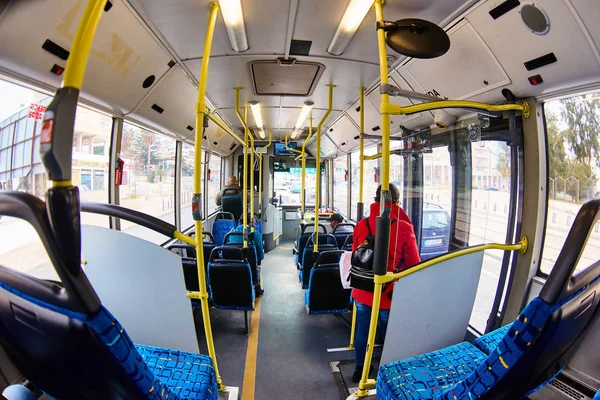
(180, 143, 195, 229)
(333, 155, 348, 217)
(206, 154, 222, 216)
(541, 92, 600, 275)
(350, 146, 381, 220)
(120, 122, 175, 243)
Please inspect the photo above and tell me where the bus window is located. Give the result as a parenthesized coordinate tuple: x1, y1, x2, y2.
(333, 155, 348, 216)
(120, 122, 175, 243)
(541, 92, 600, 275)
(468, 140, 513, 333)
(273, 164, 314, 206)
(206, 154, 222, 216)
(351, 146, 381, 220)
(422, 147, 452, 261)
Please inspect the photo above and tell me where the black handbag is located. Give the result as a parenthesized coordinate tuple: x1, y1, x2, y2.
(349, 217, 397, 292)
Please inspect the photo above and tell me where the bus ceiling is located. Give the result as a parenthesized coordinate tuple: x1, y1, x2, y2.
(0, 1, 599, 156)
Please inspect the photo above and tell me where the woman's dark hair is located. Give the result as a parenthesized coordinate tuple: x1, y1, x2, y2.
(375, 183, 400, 203)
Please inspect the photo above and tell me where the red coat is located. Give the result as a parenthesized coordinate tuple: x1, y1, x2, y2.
(352, 202, 420, 309)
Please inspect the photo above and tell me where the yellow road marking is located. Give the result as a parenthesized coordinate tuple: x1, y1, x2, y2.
(242, 296, 262, 400)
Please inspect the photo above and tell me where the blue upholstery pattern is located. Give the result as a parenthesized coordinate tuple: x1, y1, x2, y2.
(0, 281, 217, 400)
(474, 324, 511, 354)
(437, 297, 555, 400)
(593, 389, 600, 399)
(212, 220, 236, 246)
(377, 342, 487, 399)
(135, 344, 218, 400)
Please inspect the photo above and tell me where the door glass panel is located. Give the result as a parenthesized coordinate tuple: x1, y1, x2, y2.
(541, 92, 600, 275)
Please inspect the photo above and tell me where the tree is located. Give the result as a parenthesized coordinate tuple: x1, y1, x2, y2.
(496, 146, 510, 179)
(560, 94, 600, 167)
(546, 112, 567, 179)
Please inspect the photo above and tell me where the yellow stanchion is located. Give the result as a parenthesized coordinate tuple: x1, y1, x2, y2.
(258, 131, 272, 213)
(313, 84, 335, 252)
(192, 2, 224, 391)
(301, 116, 314, 214)
(235, 88, 250, 248)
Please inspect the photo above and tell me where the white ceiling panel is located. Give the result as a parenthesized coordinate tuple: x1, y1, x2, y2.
(131, 66, 197, 139)
(292, 0, 467, 63)
(0, 0, 171, 114)
(327, 114, 360, 154)
(136, 0, 289, 58)
(184, 57, 285, 109)
(466, 0, 600, 98)
(401, 20, 510, 101)
(569, 0, 600, 64)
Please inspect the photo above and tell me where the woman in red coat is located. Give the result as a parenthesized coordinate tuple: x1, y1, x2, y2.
(351, 183, 421, 382)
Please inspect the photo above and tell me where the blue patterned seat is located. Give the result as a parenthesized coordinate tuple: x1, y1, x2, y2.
(136, 344, 218, 399)
(212, 212, 237, 246)
(377, 342, 487, 399)
(0, 192, 218, 399)
(377, 199, 600, 400)
(474, 324, 511, 354)
(594, 389, 600, 399)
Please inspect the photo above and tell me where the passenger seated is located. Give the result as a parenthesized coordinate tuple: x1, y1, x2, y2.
(329, 213, 352, 232)
(229, 214, 264, 264)
(215, 175, 241, 206)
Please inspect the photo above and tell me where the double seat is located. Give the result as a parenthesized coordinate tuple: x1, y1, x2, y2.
(377, 199, 600, 399)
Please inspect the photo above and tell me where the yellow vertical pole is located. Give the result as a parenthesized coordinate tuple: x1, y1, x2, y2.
(249, 119, 255, 232)
(235, 88, 249, 248)
(193, 2, 224, 391)
(349, 301, 357, 349)
(356, 1, 389, 395)
(359, 87, 365, 216)
(301, 115, 314, 215)
(313, 85, 334, 252)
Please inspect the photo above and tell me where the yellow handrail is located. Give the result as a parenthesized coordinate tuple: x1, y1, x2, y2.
(381, 99, 531, 119)
(284, 134, 303, 155)
(301, 116, 314, 214)
(313, 84, 335, 252)
(191, 1, 224, 391)
(62, 0, 106, 89)
(207, 113, 246, 147)
(376, 237, 528, 285)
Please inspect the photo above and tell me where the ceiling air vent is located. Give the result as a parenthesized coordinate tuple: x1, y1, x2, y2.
(151, 104, 164, 114)
(186, 125, 194, 132)
(248, 59, 325, 96)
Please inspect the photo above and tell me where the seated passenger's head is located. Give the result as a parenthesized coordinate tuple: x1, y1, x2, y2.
(227, 176, 239, 186)
(375, 183, 400, 205)
(329, 213, 344, 229)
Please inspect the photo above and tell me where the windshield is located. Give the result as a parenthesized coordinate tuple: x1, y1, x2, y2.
(423, 210, 450, 229)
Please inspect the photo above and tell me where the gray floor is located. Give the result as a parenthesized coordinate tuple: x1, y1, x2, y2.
(195, 241, 359, 400)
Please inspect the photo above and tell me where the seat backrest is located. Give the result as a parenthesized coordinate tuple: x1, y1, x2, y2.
(0, 192, 183, 400)
(301, 246, 340, 288)
(306, 233, 338, 247)
(332, 223, 354, 249)
(341, 234, 353, 251)
(221, 194, 243, 222)
(212, 215, 236, 246)
(439, 199, 600, 400)
(207, 247, 254, 309)
(223, 232, 259, 285)
(301, 223, 327, 234)
(307, 263, 351, 314)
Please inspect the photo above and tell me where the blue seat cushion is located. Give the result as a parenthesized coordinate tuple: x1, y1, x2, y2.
(474, 324, 511, 354)
(135, 344, 218, 400)
(377, 342, 487, 399)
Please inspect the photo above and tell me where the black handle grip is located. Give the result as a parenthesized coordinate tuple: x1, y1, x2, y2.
(372, 216, 391, 276)
(209, 246, 246, 262)
(215, 212, 236, 220)
(80, 202, 176, 238)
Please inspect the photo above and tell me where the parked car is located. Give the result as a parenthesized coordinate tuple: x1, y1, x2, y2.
(420, 204, 451, 261)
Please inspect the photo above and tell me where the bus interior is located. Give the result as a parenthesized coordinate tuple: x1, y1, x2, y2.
(0, 0, 599, 399)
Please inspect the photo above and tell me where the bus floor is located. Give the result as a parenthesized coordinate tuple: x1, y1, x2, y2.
(194, 241, 380, 400)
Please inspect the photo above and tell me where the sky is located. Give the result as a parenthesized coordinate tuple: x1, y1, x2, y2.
(0, 80, 47, 122)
